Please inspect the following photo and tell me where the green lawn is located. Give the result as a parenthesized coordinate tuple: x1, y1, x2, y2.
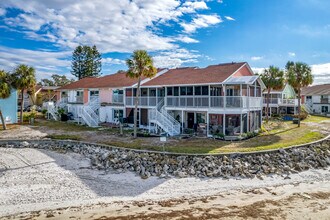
(24, 116, 328, 154)
(303, 115, 330, 123)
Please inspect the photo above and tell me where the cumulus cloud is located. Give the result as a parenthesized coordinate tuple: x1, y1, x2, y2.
(251, 67, 265, 74)
(224, 16, 235, 21)
(181, 14, 222, 33)
(103, 58, 126, 65)
(0, 46, 71, 80)
(288, 52, 296, 57)
(251, 56, 263, 61)
(0, 8, 5, 16)
(153, 49, 200, 68)
(175, 35, 199, 43)
(0, 1, 234, 77)
(0, 0, 217, 53)
(311, 63, 330, 84)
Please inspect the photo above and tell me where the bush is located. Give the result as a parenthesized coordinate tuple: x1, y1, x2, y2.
(293, 112, 308, 120)
(41, 109, 47, 115)
(214, 133, 225, 139)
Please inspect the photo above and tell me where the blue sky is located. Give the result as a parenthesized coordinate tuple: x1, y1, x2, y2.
(0, 0, 329, 84)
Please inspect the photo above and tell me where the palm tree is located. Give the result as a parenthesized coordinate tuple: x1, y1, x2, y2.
(286, 61, 313, 127)
(126, 50, 157, 138)
(11, 65, 36, 124)
(0, 70, 12, 130)
(261, 66, 285, 122)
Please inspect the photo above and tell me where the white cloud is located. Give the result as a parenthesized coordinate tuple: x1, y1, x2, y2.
(175, 35, 199, 43)
(311, 62, 330, 84)
(251, 67, 265, 74)
(0, 46, 71, 80)
(103, 58, 126, 65)
(251, 56, 263, 61)
(0, 8, 5, 16)
(0, 0, 216, 53)
(153, 49, 200, 68)
(288, 52, 296, 57)
(181, 14, 222, 33)
(224, 16, 235, 21)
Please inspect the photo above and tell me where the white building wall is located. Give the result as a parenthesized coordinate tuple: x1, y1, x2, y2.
(312, 95, 321, 103)
(99, 106, 113, 123)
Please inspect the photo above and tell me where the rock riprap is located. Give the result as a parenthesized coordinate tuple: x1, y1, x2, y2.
(0, 139, 329, 179)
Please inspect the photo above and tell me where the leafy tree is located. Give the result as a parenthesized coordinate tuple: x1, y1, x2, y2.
(71, 45, 102, 79)
(286, 61, 313, 127)
(261, 66, 285, 122)
(0, 70, 12, 130)
(11, 64, 36, 124)
(39, 74, 74, 86)
(126, 50, 157, 138)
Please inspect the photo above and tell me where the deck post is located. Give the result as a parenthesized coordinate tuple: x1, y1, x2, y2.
(181, 110, 184, 134)
(206, 112, 209, 136)
(223, 114, 226, 135)
(240, 113, 243, 135)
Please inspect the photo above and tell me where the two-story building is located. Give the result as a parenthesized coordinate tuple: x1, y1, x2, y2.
(302, 84, 330, 116)
(56, 62, 265, 138)
(262, 83, 299, 116)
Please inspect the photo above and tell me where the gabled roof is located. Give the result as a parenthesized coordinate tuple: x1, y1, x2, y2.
(301, 84, 330, 95)
(58, 72, 147, 90)
(141, 62, 247, 86)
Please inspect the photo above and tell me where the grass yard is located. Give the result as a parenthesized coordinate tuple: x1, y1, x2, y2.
(2, 115, 328, 154)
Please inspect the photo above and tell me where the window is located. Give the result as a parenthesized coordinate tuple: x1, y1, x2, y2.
(174, 87, 179, 96)
(187, 86, 193, 95)
(61, 91, 68, 97)
(141, 88, 148, 96)
(195, 86, 201, 95)
(322, 106, 329, 113)
(113, 109, 124, 123)
(76, 91, 83, 96)
(306, 96, 312, 100)
(202, 86, 209, 95)
(90, 90, 99, 96)
(150, 89, 156, 96)
(167, 87, 173, 96)
(180, 87, 186, 95)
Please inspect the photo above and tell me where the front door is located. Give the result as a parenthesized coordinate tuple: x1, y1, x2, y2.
(187, 113, 194, 128)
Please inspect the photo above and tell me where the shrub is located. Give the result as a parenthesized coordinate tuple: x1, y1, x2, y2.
(214, 133, 225, 139)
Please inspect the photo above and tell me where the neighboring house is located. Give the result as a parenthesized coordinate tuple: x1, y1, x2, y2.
(301, 84, 330, 116)
(56, 62, 265, 138)
(0, 89, 18, 124)
(18, 85, 60, 109)
(262, 83, 299, 116)
(56, 72, 151, 126)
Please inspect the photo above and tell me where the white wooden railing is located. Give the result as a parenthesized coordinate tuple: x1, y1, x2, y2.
(149, 99, 180, 136)
(125, 97, 157, 107)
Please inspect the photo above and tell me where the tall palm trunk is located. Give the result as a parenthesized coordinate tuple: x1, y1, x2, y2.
(297, 89, 301, 127)
(266, 88, 271, 122)
(20, 90, 24, 124)
(0, 109, 7, 130)
(133, 77, 141, 138)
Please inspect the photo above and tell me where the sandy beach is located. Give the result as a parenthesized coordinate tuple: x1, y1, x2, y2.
(0, 147, 329, 219)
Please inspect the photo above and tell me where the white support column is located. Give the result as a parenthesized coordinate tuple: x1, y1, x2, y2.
(240, 113, 243, 135)
(147, 88, 149, 107)
(247, 112, 249, 132)
(181, 110, 184, 134)
(254, 81, 257, 97)
(223, 85, 226, 109)
(208, 85, 211, 108)
(223, 114, 226, 135)
(164, 87, 167, 106)
(206, 112, 209, 137)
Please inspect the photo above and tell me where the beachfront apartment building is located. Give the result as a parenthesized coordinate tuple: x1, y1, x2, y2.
(56, 62, 265, 138)
(262, 83, 299, 116)
(302, 84, 330, 116)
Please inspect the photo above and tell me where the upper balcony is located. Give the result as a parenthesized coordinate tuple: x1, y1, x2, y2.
(125, 96, 262, 109)
(262, 98, 298, 106)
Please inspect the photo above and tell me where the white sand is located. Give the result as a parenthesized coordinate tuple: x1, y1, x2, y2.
(0, 147, 330, 218)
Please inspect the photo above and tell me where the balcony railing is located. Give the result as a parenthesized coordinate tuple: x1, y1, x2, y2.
(263, 98, 279, 104)
(263, 98, 299, 106)
(68, 96, 83, 104)
(125, 97, 157, 107)
(112, 94, 124, 103)
(166, 96, 261, 109)
(321, 98, 329, 104)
